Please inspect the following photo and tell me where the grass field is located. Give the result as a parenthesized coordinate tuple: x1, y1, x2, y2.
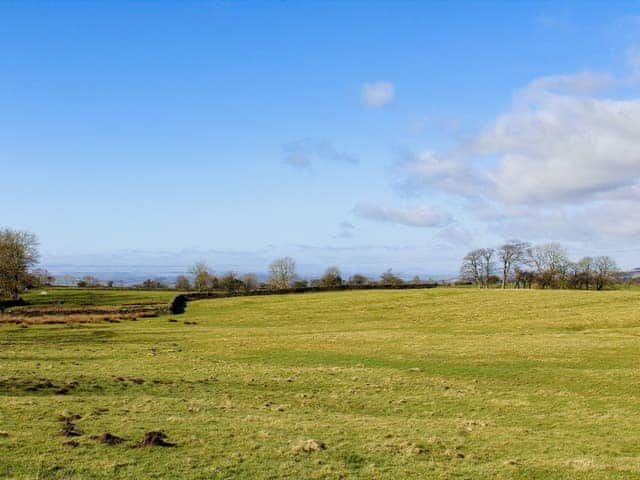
(1, 288, 640, 479)
(19, 287, 180, 306)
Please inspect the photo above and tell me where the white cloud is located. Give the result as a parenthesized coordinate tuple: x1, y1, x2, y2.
(521, 71, 615, 98)
(479, 95, 640, 203)
(586, 185, 640, 236)
(362, 81, 395, 108)
(394, 62, 640, 261)
(435, 225, 473, 246)
(401, 149, 476, 196)
(283, 138, 358, 169)
(285, 152, 311, 168)
(354, 203, 450, 228)
(401, 70, 640, 205)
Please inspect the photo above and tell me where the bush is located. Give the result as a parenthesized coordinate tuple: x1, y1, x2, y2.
(0, 297, 26, 312)
(168, 295, 188, 315)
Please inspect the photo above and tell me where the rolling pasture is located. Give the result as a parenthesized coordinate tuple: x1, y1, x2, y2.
(20, 287, 180, 306)
(1, 288, 640, 479)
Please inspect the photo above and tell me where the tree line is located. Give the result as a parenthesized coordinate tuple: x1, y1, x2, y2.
(0, 228, 425, 300)
(0, 227, 627, 301)
(178, 258, 412, 293)
(460, 241, 620, 290)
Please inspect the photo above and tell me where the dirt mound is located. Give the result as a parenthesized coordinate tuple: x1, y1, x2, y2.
(97, 433, 125, 445)
(139, 431, 175, 447)
(291, 439, 326, 454)
(58, 414, 82, 437)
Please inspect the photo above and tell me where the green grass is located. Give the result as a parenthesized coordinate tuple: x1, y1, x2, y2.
(2, 288, 640, 479)
(20, 287, 181, 306)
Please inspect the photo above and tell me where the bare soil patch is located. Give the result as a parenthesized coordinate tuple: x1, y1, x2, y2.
(291, 439, 326, 454)
(58, 415, 83, 437)
(0, 305, 165, 325)
(97, 433, 126, 445)
(138, 431, 175, 447)
(0, 377, 79, 395)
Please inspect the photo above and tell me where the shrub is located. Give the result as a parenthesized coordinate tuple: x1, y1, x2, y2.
(168, 295, 188, 315)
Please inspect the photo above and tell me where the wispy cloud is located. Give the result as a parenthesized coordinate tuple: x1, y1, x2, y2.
(334, 221, 355, 239)
(626, 45, 640, 82)
(354, 203, 450, 228)
(283, 138, 359, 169)
(362, 81, 395, 108)
(435, 225, 473, 246)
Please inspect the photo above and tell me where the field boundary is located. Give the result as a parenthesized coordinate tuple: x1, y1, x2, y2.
(183, 282, 439, 301)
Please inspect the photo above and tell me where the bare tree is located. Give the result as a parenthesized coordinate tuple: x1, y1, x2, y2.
(320, 266, 343, 287)
(460, 249, 483, 287)
(380, 269, 404, 286)
(533, 243, 570, 274)
(498, 240, 529, 289)
(527, 243, 570, 288)
(514, 268, 535, 289)
(219, 271, 244, 293)
(78, 275, 101, 288)
(175, 275, 192, 290)
(268, 257, 296, 289)
(190, 262, 217, 291)
(594, 256, 618, 290)
(30, 268, 55, 288)
(575, 257, 595, 290)
(242, 273, 258, 292)
(0, 228, 39, 300)
(479, 248, 495, 288)
(460, 248, 495, 288)
(140, 278, 167, 289)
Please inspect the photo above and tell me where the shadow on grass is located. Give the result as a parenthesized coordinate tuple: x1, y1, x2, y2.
(241, 350, 544, 380)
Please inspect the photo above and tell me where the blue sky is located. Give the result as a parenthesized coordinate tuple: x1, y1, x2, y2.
(3, 1, 640, 278)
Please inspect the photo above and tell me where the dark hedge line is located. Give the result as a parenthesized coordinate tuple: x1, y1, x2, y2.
(184, 282, 439, 301)
(0, 298, 26, 311)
